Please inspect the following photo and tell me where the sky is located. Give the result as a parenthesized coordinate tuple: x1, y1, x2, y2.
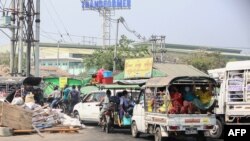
(0, 0, 250, 51)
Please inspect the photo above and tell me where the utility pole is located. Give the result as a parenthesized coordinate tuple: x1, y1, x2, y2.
(160, 36, 166, 63)
(18, 0, 24, 74)
(113, 18, 120, 72)
(57, 40, 60, 67)
(10, 0, 16, 75)
(35, 0, 40, 76)
(150, 35, 166, 63)
(26, 0, 32, 76)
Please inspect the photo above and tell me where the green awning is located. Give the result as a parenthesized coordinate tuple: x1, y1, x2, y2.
(82, 77, 92, 86)
(114, 72, 125, 80)
(43, 77, 82, 96)
(80, 86, 98, 95)
(151, 69, 167, 77)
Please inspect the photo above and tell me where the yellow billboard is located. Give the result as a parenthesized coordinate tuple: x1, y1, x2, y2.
(124, 58, 153, 79)
(59, 77, 68, 88)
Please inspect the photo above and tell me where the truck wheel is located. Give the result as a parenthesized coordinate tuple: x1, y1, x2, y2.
(209, 119, 223, 139)
(155, 127, 165, 141)
(131, 121, 140, 138)
(74, 111, 82, 123)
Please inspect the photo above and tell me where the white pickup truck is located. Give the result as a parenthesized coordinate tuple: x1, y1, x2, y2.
(131, 76, 217, 141)
(208, 60, 250, 138)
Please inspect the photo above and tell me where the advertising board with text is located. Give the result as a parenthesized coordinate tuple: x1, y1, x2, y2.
(82, 0, 131, 10)
(59, 77, 68, 88)
(124, 58, 153, 79)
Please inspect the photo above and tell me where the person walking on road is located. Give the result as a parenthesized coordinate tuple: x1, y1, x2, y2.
(69, 85, 80, 114)
(63, 85, 71, 113)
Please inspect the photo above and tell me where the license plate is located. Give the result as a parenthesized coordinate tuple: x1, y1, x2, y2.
(185, 129, 198, 135)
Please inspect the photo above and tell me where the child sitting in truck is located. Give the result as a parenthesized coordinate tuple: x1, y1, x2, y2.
(194, 84, 216, 112)
(157, 90, 169, 113)
(195, 84, 213, 105)
(181, 86, 197, 114)
(168, 86, 183, 114)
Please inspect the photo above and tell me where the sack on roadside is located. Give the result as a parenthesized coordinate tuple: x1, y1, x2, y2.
(25, 92, 35, 103)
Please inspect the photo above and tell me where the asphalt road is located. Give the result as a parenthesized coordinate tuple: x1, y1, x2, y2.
(1, 123, 224, 141)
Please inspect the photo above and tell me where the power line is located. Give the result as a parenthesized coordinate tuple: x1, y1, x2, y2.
(115, 17, 146, 41)
(41, 30, 116, 41)
(40, 32, 58, 42)
(0, 28, 11, 39)
(47, 0, 73, 42)
(40, 34, 57, 42)
(43, 1, 65, 42)
(0, 1, 4, 9)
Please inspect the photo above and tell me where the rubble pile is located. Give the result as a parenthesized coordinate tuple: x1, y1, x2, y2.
(0, 101, 84, 137)
(28, 103, 83, 129)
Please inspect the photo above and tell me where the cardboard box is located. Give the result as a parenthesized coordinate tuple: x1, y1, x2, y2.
(0, 101, 33, 130)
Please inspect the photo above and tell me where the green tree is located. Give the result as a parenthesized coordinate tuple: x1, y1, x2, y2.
(84, 35, 151, 71)
(186, 50, 227, 73)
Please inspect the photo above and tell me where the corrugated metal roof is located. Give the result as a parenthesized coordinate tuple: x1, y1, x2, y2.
(145, 76, 175, 87)
(154, 63, 208, 77)
(146, 76, 216, 87)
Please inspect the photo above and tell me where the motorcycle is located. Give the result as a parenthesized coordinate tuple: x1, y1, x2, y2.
(98, 102, 115, 133)
(46, 96, 68, 113)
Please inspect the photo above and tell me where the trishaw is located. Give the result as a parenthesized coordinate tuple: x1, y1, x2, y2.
(97, 84, 141, 133)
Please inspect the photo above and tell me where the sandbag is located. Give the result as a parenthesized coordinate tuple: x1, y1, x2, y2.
(25, 93, 35, 103)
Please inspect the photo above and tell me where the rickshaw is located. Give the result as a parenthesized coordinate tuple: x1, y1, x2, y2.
(97, 84, 141, 133)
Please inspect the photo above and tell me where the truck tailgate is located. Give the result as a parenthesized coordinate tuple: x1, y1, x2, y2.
(167, 114, 216, 127)
(145, 113, 216, 132)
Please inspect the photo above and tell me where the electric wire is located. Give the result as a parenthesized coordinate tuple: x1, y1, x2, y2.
(43, 1, 66, 42)
(48, 0, 73, 42)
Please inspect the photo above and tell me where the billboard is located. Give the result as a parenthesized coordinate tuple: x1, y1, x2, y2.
(81, 0, 131, 10)
(124, 58, 153, 79)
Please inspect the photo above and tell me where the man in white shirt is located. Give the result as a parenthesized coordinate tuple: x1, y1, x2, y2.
(97, 89, 111, 125)
(50, 86, 61, 108)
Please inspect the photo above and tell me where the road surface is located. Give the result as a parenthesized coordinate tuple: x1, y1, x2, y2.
(1, 123, 223, 141)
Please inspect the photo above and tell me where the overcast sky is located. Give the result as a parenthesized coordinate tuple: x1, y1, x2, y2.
(0, 0, 249, 50)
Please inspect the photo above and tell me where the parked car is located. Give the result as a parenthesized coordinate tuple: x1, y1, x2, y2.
(73, 91, 106, 123)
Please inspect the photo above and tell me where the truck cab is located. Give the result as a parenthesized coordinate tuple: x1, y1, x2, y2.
(132, 76, 217, 141)
(209, 60, 250, 138)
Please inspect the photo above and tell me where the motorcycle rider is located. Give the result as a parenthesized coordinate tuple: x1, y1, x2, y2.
(97, 89, 111, 125)
(49, 86, 61, 108)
